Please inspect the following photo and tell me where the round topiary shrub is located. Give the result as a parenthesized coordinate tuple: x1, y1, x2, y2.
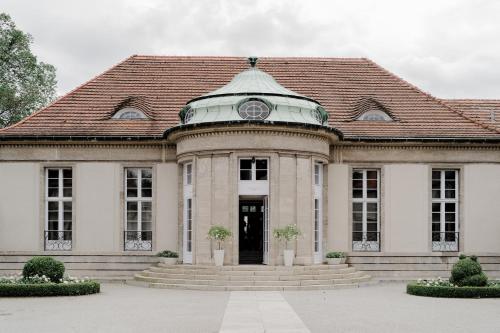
(449, 255, 487, 287)
(22, 257, 65, 283)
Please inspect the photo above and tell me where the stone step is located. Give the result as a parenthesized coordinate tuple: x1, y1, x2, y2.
(156, 263, 349, 270)
(140, 270, 366, 281)
(150, 266, 356, 276)
(133, 264, 371, 290)
(143, 282, 362, 291)
(135, 274, 371, 287)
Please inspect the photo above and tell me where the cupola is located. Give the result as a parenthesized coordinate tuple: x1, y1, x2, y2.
(178, 57, 328, 126)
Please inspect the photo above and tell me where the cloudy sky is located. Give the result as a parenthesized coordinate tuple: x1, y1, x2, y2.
(3, 0, 500, 98)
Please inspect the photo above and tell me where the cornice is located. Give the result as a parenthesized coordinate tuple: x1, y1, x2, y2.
(171, 125, 333, 144)
(177, 149, 329, 161)
(0, 142, 176, 150)
(332, 142, 500, 151)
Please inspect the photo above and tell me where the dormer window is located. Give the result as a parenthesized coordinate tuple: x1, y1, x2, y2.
(112, 107, 147, 120)
(354, 97, 394, 122)
(357, 110, 392, 121)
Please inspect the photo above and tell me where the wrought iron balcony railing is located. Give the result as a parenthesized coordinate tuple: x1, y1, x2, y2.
(124, 231, 152, 251)
(352, 231, 380, 252)
(432, 231, 459, 251)
(44, 230, 72, 251)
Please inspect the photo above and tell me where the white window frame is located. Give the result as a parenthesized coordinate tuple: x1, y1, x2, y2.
(112, 107, 147, 119)
(431, 169, 459, 251)
(183, 163, 194, 263)
(238, 157, 269, 196)
(45, 168, 72, 251)
(263, 196, 270, 265)
(124, 168, 153, 251)
(313, 163, 323, 263)
(352, 169, 380, 252)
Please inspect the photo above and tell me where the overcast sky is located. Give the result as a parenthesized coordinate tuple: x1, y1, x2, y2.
(3, 0, 500, 99)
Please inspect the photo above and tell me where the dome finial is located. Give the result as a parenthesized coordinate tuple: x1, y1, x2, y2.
(248, 56, 258, 68)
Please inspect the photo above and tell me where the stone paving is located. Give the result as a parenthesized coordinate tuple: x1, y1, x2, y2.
(1, 283, 500, 332)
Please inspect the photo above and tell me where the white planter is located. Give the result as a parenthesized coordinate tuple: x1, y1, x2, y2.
(340, 257, 347, 264)
(283, 249, 294, 267)
(214, 249, 225, 266)
(159, 257, 177, 265)
(326, 258, 342, 265)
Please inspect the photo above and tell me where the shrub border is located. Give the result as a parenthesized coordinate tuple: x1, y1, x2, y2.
(0, 281, 100, 297)
(407, 283, 500, 298)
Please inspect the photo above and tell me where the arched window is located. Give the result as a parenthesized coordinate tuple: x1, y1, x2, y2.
(112, 107, 147, 120)
(357, 109, 392, 121)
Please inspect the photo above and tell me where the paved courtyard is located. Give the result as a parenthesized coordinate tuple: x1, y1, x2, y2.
(0, 283, 499, 333)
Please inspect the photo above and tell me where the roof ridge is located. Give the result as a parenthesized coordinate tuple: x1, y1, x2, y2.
(132, 54, 367, 61)
(364, 58, 500, 135)
(443, 98, 500, 102)
(0, 55, 136, 133)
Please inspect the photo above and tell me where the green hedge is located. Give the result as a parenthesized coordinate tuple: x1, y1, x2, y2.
(407, 283, 500, 298)
(0, 281, 100, 297)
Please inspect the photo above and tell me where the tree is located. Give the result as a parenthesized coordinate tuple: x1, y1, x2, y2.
(0, 13, 57, 128)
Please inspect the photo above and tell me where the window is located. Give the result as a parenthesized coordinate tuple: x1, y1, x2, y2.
(185, 163, 192, 185)
(352, 169, 380, 251)
(183, 163, 193, 263)
(311, 107, 327, 125)
(45, 168, 72, 250)
(239, 158, 268, 181)
(238, 99, 270, 120)
(184, 108, 195, 124)
(112, 107, 147, 120)
(432, 169, 459, 251)
(313, 163, 323, 263)
(124, 168, 153, 251)
(357, 110, 392, 121)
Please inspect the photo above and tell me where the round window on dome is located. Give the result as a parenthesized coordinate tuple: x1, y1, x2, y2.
(311, 108, 323, 124)
(184, 108, 195, 124)
(238, 99, 270, 120)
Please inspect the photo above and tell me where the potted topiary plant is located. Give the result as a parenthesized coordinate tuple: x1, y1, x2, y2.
(207, 225, 232, 266)
(156, 250, 179, 265)
(325, 251, 346, 265)
(273, 224, 301, 266)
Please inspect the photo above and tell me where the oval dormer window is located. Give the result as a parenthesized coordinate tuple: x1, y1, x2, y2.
(357, 110, 392, 121)
(112, 107, 147, 120)
(238, 99, 270, 120)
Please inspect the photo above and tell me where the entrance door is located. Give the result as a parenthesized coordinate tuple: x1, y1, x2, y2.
(239, 200, 264, 264)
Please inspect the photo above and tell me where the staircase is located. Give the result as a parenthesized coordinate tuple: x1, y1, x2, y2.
(132, 264, 371, 291)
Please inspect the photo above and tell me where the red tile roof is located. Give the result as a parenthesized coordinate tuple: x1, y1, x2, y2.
(0, 55, 499, 140)
(441, 99, 500, 132)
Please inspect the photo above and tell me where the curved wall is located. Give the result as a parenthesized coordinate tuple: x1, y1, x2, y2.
(172, 125, 333, 265)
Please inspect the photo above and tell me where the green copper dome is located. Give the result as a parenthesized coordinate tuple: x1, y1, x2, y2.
(179, 57, 328, 126)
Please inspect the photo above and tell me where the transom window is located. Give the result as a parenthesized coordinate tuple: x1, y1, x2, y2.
(352, 169, 380, 252)
(185, 163, 192, 185)
(124, 168, 153, 251)
(239, 158, 268, 181)
(432, 169, 459, 251)
(112, 107, 147, 120)
(238, 99, 270, 120)
(45, 168, 72, 251)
